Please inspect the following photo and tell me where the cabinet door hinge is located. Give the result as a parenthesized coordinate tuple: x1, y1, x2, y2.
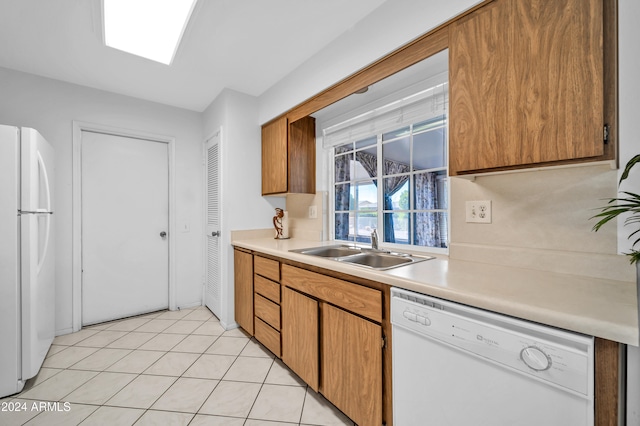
(603, 124, 610, 144)
(382, 335, 386, 349)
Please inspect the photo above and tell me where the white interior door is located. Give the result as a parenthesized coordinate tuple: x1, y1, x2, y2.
(204, 130, 221, 317)
(81, 130, 169, 325)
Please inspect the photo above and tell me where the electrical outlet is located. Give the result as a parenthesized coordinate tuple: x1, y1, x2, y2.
(465, 200, 492, 223)
(308, 205, 318, 219)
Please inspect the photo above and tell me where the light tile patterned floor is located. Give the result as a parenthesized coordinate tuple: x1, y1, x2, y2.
(0, 307, 354, 426)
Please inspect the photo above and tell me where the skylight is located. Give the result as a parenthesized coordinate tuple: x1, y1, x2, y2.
(104, 0, 198, 65)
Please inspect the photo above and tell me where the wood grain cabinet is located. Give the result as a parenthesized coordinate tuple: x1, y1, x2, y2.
(253, 256, 282, 356)
(281, 286, 319, 390)
(449, 0, 614, 175)
(261, 115, 316, 195)
(233, 248, 254, 335)
(281, 264, 383, 426)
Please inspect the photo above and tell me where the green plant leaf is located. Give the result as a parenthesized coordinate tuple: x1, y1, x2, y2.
(591, 154, 640, 265)
(620, 154, 640, 184)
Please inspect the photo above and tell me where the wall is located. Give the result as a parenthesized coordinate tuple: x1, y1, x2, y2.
(619, 2, 640, 424)
(202, 89, 284, 327)
(619, 1, 640, 258)
(258, 0, 481, 124)
(0, 67, 204, 335)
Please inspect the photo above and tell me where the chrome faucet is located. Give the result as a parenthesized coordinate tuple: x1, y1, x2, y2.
(371, 229, 379, 250)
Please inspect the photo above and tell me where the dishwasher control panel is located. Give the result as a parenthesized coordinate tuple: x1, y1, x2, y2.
(391, 288, 594, 397)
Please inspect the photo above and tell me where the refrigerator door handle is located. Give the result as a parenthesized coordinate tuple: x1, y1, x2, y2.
(18, 210, 54, 215)
(35, 152, 52, 273)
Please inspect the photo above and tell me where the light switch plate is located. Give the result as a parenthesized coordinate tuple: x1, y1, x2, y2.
(466, 200, 491, 223)
(309, 205, 318, 219)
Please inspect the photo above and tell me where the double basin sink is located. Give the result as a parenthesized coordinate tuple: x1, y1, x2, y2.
(290, 244, 434, 271)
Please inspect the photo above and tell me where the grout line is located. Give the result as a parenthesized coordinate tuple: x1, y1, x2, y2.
(17, 308, 351, 426)
(298, 385, 309, 425)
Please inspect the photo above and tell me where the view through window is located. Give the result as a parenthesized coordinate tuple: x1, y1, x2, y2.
(333, 114, 448, 249)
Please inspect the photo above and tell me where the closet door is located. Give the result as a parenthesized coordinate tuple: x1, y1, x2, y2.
(205, 129, 221, 316)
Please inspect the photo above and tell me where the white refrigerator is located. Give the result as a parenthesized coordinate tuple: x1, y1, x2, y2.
(0, 125, 55, 398)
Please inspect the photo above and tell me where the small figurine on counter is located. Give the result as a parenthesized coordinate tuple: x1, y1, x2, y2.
(273, 208, 289, 239)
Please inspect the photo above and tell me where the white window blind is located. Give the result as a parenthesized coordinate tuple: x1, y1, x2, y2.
(322, 74, 448, 149)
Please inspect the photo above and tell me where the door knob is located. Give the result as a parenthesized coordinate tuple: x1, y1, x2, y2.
(211, 231, 220, 237)
(160, 231, 167, 238)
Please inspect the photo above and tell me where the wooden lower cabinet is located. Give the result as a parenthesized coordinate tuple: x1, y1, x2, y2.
(281, 287, 319, 390)
(233, 248, 254, 335)
(322, 304, 382, 426)
(253, 256, 282, 356)
(254, 317, 281, 357)
(281, 265, 383, 426)
(254, 293, 280, 329)
(237, 250, 622, 425)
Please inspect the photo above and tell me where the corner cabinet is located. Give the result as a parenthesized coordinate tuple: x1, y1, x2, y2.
(449, 0, 615, 175)
(261, 115, 316, 195)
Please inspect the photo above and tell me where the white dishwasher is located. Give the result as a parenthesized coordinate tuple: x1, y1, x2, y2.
(391, 287, 594, 426)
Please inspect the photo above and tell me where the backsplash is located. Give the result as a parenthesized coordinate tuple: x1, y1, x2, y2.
(240, 164, 633, 282)
(285, 191, 327, 241)
(449, 164, 635, 282)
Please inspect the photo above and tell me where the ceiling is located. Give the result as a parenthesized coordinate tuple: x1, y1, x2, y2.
(0, 0, 387, 112)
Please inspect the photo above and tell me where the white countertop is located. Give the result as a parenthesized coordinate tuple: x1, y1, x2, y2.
(232, 237, 639, 346)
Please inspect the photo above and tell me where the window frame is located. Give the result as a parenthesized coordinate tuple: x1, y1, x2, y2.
(329, 116, 450, 255)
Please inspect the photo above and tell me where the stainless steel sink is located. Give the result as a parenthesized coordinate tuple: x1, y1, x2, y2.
(289, 245, 363, 258)
(290, 245, 433, 270)
(338, 251, 433, 270)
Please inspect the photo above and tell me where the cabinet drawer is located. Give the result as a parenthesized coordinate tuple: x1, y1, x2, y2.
(255, 274, 280, 304)
(282, 264, 382, 323)
(254, 256, 280, 282)
(254, 317, 281, 357)
(255, 293, 281, 329)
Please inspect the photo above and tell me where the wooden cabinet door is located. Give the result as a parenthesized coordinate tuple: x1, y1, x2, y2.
(262, 116, 288, 195)
(287, 116, 316, 194)
(281, 287, 319, 390)
(449, 0, 604, 175)
(233, 249, 254, 335)
(321, 304, 382, 426)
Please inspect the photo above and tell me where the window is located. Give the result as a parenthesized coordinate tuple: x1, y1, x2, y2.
(330, 79, 448, 251)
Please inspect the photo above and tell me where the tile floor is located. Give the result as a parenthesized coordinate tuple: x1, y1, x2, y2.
(0, 307, 355, 426)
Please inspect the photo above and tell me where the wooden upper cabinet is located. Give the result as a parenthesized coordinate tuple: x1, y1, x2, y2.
(261, 116, 288, 194)
(261, 115, 316, 195)
(449, 0, 611, 175)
